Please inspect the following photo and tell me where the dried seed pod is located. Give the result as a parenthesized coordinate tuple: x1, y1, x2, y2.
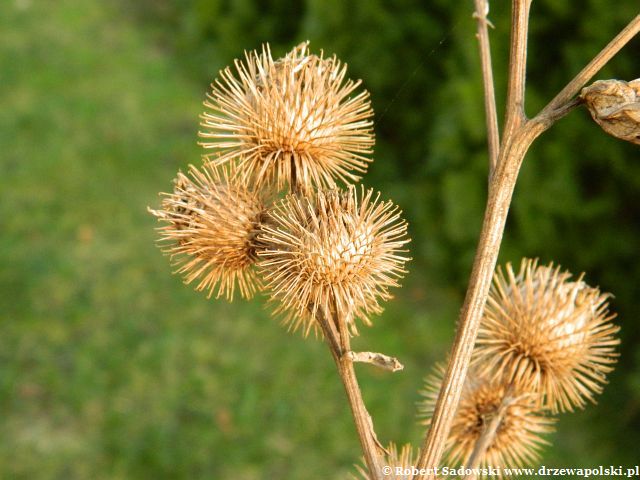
(258, 186, 410, 335)
(418, 365, 555, 472)
(352, 443, 417, 480)
(580, 79, 640, 145)
(473, 259, 620, 413)
(149, 163, 268, 300)
(199, 42, 375, 191)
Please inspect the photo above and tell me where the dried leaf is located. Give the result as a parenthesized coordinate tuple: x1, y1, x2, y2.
(580, 79, 640, 145)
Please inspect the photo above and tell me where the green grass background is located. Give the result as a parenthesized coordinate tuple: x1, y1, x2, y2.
(1, 0, 639, 479)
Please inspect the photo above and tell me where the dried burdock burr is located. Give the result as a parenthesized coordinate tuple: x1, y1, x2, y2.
(580, 78, 640, 145)
(199, 42, 375, 191)
(149, 163, 269, 300)
(257, 185, 410, 336)
(418, 365, 555, 472)
(472, 258, 620, 413)
(352, 443, 417, 480)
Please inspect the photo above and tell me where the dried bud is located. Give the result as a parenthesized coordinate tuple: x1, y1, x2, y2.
(149, 163, 268, 300)
(473, 259, 620, 413)
(258, 186, 410, 335)
(418, 365, 555, 471)
(580, 79, 640, 145)
(199, 42, 375, 191)
(352, 443, 417, 480)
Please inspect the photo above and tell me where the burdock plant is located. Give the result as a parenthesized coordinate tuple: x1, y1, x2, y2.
(151, 3, 639, 478)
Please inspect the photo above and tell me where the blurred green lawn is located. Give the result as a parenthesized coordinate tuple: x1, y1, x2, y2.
(1, 1, 638, 479)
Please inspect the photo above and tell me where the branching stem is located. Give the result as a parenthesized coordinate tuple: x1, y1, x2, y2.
(317, 306, 384, 480)
(413, 7, 640, 480)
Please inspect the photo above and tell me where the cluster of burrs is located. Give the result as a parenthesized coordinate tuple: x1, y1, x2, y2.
(350, 261, 620, 479)
(151, 43, 622, 479)
(150, 42, 410, 337)
(415, 259, 619, 475)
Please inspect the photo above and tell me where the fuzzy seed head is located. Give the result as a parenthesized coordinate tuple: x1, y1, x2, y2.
(352, 443, 417, 480)
(473, 258, 620, 413)
(418, 366, 555, 472)
(199, 42, 375, 191)
(149, 163, 266, 300)
(258, 186, 410, 335)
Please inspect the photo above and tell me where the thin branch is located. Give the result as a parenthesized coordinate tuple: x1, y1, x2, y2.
(503, 0, 532, 139)
(317, 304, 384, 480)
(473, 0, 500, 173)
(537, 14, 640, 125)
(535, 97, 583, 126)
(335, 353, 384, 480)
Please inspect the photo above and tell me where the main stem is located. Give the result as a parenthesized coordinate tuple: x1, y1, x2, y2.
(336, 352, 383, 480)
(413, 127, 538, 479)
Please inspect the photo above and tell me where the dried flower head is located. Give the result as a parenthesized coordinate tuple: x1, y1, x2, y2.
(258, 186, 410, 335)
(149, 163, 268, 300)
(473, 258, 620, 413)
(352, 443, 417, 480)
(199, 42, 375, 191)
(580, 78, 640, 145)
(418, 365, 555, 471)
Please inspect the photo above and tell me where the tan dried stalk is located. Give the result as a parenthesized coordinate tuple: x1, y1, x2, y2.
(316, 305, 385, 480)
(473, 0, 499, 173)
(413, 5, 640, 479)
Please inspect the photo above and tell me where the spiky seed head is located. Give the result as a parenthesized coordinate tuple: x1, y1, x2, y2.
(149, 163, 267, 300)
(258, 185, 410, 335)
(199, 42, 375, 191)
(352, 443, 417, 480)
(473, 258, 620, 413)
(580, 78, 640, 145)
(418, 365, 555, 472)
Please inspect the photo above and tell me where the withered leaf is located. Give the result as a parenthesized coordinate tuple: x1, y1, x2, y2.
(580, 79, 640, 145)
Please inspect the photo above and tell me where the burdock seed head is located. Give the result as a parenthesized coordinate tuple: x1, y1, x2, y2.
(199, 42, 375, 191)
(257, 185, 410, 335)
(473, 258, 620, 413)
(149, 163, 268, 301)
(418, 365, 555, 471)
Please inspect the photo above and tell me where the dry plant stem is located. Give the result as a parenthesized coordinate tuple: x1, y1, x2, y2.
(413, 131, 535, 480)
(317, 307, 384, 480)
(473, 0, 500, 173)
(336, 350, 384, 480)
(503, 0, 531, 139)
(414, 2, 533, 476)
(414, 9, 640, 480)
